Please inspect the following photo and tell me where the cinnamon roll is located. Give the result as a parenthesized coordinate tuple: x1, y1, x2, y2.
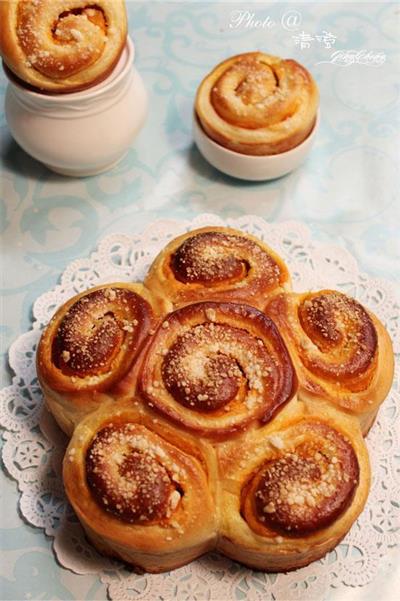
(37, 283, 170, 435)
(195, 52, 319, 155)
(138, 301, 297, 439)
(264, 290, 394, 435)
(0, 0, 127, 92)
(63, 404, 218, 572)
(217, 403, 370, 571)
(145, 226, 290, 309)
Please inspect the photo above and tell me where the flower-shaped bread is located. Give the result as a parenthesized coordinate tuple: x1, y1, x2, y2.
(37, 227, 394, 573)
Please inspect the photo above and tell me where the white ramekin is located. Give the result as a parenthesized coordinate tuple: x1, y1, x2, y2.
(193, 111, 320, 181)
(4, 37, 148, 177)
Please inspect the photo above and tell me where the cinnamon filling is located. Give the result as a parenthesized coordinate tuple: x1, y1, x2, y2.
(51, 287, 147, 378)
(141, 302, 297, 434)
(56, 5, 107, 34)
(86, 424, 181, 523)
(161, 321, 279, 413)
(210, 55, 297, 128)
(17, 2, 109, 78)
(243, 423, 359, 536)
(170, 231, 280, 288)
(298, 291, 378, 383)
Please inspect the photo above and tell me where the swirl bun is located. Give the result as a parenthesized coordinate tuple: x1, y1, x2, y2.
(244, 423, 359, 536)
(218, 403, 370, 571)
(63, 405, 218, 572)
(145, 226, 290, 309)
(195, 52, 319, 155)
(35, 226, 394, 575)
(85, 423, 179, 524)
(264, 290, 394, 435)
(0, 0, 127, 92)
(139, 301, 297, 439)
(37, 283, 171, 435)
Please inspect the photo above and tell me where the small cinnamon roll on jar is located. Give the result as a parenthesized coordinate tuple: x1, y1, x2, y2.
(264, 290, 394, 435)
(37, 283, 171, 435)
(63, 405, 218, 572)
(217, 403, 370, 571)
(195, 52, 319, 155)
(138, 301, 297, 440)
(0, 0, 127, 92)
(145, 226, 290, 309)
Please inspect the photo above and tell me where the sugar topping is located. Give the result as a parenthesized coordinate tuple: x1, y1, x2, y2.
(16, 2, 109, 79)
(52, 287, 149, 379)
(160, 320, 275, 413)
(209, 53, 303, 129)
(298, 291, 378, 380)
(170, 231, 281, 288)
(266, 434, 285, 450)
(86, 424, 182, 524)
(252, 425, 359, 535)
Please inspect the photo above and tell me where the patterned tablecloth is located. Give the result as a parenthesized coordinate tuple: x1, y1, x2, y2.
(0, 2, 399, 600)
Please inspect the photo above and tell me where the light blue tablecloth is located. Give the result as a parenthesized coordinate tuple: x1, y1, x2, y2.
(1, 2, 399, 599)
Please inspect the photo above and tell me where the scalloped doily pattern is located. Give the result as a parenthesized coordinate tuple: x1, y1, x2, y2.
(1, 215, 399, 600)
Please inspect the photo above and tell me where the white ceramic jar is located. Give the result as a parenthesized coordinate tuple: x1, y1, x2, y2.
(4, 37, 147, 177)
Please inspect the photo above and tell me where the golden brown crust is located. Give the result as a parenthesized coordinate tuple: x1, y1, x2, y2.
(37, 283, 171, 436)
(0, 0, 127, 92)
(145, 226, 291, 309)
(33, 226, 394, 575)
(138, 301, 297, 440)
(63, 404, 218, 572)
(195, 52, 319, 155)
(217, 402, 370, 571)
(264, 290, 395, 435)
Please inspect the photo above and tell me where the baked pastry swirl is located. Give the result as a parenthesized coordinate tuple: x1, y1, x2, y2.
(217, 402, 370, 571)
(139, 301, 297, 439)
(264, 290, 394, 435)
(0, 0, 127, 92)
(37, 283, 170, 435)
(195, 52, 319, 155)
(63, 404, 218, 572)
(34, 226, 394, 575)
(145, 226, 290, 309)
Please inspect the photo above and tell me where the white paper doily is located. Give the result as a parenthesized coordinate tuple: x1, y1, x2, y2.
(1, 214, 399, 601)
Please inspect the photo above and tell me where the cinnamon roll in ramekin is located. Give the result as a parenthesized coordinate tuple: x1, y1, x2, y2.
(195, 51, 319, 156)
